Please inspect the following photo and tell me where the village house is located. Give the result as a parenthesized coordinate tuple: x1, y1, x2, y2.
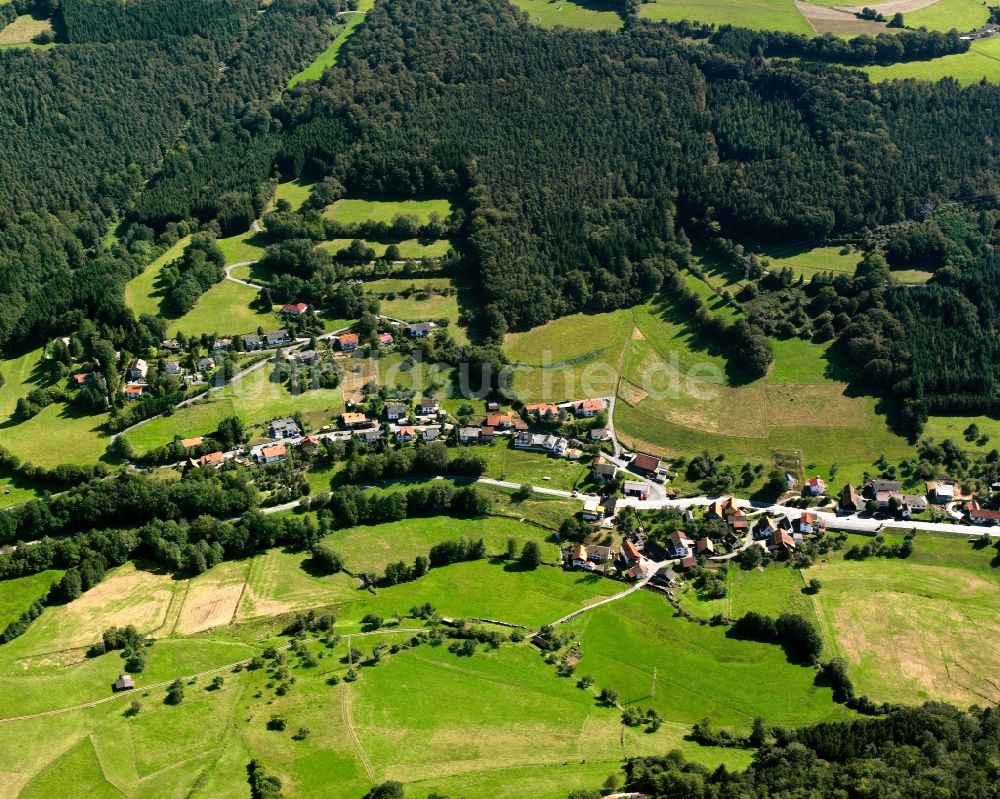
(695, 537, 715, 556)
(486, 412, 513, 430)
(569, 544, 589, 569)
(929, 481, 955, 504)
(626, 559, 656, 581)
(197, 357, 216, 373)
(524, 402, 559, 419)
(804, 476, 826, 496)
(875, 489, 902, 510)
(281, 302, 309, 315)
(340, 412, 369, 429)
(616, 538, 641, 568)
(727, 512, 749, 534)
(407, 322, 435, 337)
(295, 350, 317, 365)
(199, 451, 225, 467)
(269, 417, 301, 439)
(572, 398, 604, 417)
(581, 496, 605, 522)
(421, 426, 442, 442)
(161, 338, 182, 351)
(386, 402, 408, 421)
(797, 512, 822, 534)
(72, 372, 92, 387)
(631, 453, 660, 476)
(242, 333, 262, 350)
(337, 332, 359, 352)
(459, 427, 482, 444)
(355, 429, 384, 446)
(123, 384, 145, 400)
(900, 494, 927, 513)
(129, 358, 148, 381)
(677, 555, 697, 571)
(299, 435, 322, 453)
(586, 544, 611, 563)
(590, 428, 611, 441)
(967, 499, 1000, 526)
(840, 483, 861, 513)
(396, 426, 416, 444)
(258, 443, 287, 465)
(705, 496, 736, 521)
(542, 434, 568, 455)
(666, 530, 693, 559)
(768, 528, 797, 552)
(417, 396, 441, 416)
(265, 330, 291, 347)
(752, 514, 790, 541)
(164, 360, 182, 376)
(480, 425, 496, 443)
(377, 332, 394, 347)
(180, 436, 203, 448)
(623, 480, 648, 500)
(212, 337, 232, 351)
(867, 478, 902, 496)
(651, 566, 679, 588)
(591, 455, 618, 483)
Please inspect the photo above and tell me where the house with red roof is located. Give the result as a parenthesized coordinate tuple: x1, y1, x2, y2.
(281, 302, 309, 315)
(337, 333, 359, 351)
(573, 398, 604, 417)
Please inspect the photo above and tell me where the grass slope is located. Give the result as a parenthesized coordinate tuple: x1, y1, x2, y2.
(863, 36, 1000, 84)
(639, 0, 814, 34)
(325, 197, 455, 226)
(123, 236, 191, 318)
(905, 0, 989, 31)
(509, 0, 623, 30)
(811, 531, 1000, 706)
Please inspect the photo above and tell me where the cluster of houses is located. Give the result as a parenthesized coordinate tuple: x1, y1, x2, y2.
(837, 477, 1000, 526)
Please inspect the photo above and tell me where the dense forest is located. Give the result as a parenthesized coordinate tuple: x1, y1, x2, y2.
(2, 0, 999, 415)
(0, 0, 347, 352)
(608, 704, 1000, 799)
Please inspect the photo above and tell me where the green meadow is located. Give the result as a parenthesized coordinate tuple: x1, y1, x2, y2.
(123, 236, 192, 318)
(0, 570, 61, 628)
(864, 36, 1000, 84)
(904, 0, 989, 32)
(566, 589, 852, 729)
(168, 278, 272, 338)
(811, 531, 1000, 707)
(317, 515, 561, 574)
(638, 0, 813, 35)
(286, 0, 374, 87)
(509, 0, 623, 30)
(325, 197, 455, 226)
(319, 237, 453, 259)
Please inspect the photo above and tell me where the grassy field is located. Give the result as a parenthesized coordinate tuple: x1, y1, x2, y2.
(509, 0, 623, 30)
(0, 347, 111, 467)
(0, 474, 38, 508)
(324, 197, 455, 226)
(238, 548, 360, 621)
(319, 237, 453, 259)
(566, 589, 851, 730)
(286, 0, 374, 87)
(0, 570, 61, 628)
(217, 228, 268, 265)
(638, 0, 814, 34)
(168, 278, 271, 338)
(269, 179, 315, 213)
(477, 444, 591, 492)
(678, 561, 814, 621)
(0, 14, 53, 45)
(811, 531, 1000, 706)
(863, 36, 1000, 84)
(905, 0, 990, 31)
(122, 362, 346, 454)
(363, 277, 454, 293)
(123, 236, 191, 318)
(319, 515, 561, 574)
(339, 560, 622, 630)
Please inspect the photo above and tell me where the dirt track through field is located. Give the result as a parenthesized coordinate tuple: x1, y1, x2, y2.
(342, 684, 376, 782)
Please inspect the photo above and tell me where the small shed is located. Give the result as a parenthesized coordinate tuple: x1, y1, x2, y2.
(113, 674, 135, 692)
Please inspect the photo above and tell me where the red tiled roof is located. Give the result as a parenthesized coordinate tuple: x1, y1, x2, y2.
(199, 451, 224, 466)
(282, 302, 308, 313)
(632, 453, 660, 472)
(261, 443, 286, 459)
